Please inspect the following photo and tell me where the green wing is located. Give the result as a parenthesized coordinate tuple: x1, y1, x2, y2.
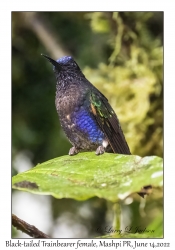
(90, 92, 131, 154)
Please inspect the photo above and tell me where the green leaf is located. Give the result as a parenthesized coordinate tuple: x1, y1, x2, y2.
(12, 153, 163, 202)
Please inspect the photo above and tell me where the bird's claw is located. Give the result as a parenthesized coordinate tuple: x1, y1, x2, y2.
(69, 147, 79, 156)
(96, 145, 105, 155)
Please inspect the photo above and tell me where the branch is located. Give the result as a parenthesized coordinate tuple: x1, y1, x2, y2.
(12, 214, 50, 238)
(19, 12, 70, 58)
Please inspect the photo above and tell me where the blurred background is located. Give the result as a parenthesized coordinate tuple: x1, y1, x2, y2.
(12, 12, 163, 238)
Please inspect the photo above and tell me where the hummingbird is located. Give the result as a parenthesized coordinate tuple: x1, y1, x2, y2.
(42, 55, 152, 197)
(42, 54, 131, 156)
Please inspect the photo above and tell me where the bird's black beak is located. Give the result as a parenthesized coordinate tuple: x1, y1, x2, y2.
(41, 54, 61, 70)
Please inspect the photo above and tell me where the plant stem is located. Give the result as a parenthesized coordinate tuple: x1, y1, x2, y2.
(113, 202, 121, 231)
(12, 214, 50, 238)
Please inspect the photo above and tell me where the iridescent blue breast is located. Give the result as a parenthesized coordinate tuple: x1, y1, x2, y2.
(73, 109, 105, 144)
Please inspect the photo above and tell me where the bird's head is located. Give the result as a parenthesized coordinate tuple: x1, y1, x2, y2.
(42, 54, 83, 76)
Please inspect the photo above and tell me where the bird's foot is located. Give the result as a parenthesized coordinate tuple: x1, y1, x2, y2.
(69, 147, 79, 156)
(96, 145, 105, 155)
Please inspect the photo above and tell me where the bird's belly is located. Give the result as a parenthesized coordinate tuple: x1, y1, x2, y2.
(61, 109, 105, 149)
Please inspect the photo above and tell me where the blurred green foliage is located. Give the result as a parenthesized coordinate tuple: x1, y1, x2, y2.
(84, 12, 163, 157)
(12, 12, 163, 238)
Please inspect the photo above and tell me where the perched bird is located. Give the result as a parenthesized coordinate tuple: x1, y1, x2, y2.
(42, 55, 152, 197)
(42, 54, 131, 156)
